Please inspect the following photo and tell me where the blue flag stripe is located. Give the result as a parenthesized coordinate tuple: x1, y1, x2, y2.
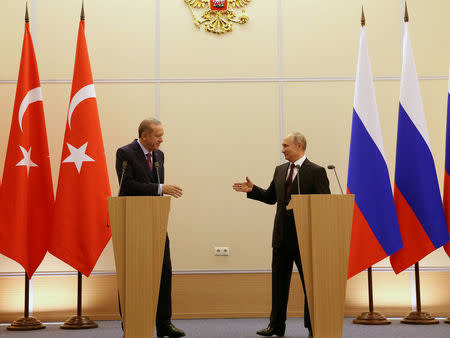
(348, 109, 403, 255)
(395, 103, 449, 248)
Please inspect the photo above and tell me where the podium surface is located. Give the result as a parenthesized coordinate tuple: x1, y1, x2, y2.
(288, 194, 354, 338)
(108, 196, 171, 338)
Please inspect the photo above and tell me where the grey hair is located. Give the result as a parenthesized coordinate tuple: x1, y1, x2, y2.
(289, 131, 307, 150)
(138, 118, 161, 138)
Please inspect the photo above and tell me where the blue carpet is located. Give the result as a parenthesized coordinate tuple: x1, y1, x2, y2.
(0, 318, 449, 337)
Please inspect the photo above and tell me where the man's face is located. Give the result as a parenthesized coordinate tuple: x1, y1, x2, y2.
(281, 135, 304, 163)
(141, 123, 164, 151)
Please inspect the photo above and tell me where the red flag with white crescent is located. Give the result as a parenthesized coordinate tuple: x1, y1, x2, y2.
(0, 20, 54, 278)
(49, 17, 111, 277)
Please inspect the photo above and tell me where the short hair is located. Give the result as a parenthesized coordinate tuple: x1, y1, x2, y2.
(289, 131, 307, 150)
(138, 118, 161, 138)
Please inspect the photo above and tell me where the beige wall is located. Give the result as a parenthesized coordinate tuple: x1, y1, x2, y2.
(0, 0, 449, 280)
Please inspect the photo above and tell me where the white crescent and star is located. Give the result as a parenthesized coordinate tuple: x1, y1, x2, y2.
(18, 87, 43, 132)
(68, 84, 96, 129)
(16, 146, 38, 176)
(15, 85, 96, 176)
(62, 142, 95, 173)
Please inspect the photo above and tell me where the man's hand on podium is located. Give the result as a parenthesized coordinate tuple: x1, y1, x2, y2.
(232, 177, 254, 193)
(162, 184, 183, 198)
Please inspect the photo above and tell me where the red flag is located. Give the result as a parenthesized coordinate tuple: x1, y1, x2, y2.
(49, 16, 111, 277)
(0, 19, 54, 278)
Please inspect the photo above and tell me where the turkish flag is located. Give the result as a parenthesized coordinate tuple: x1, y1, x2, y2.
(0, 21, 54, 278)
(49, 18, 111, 277)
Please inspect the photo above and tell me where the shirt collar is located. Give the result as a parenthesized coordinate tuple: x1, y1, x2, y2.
(137, 139, 150, 157)
(292, 154, 306, 168)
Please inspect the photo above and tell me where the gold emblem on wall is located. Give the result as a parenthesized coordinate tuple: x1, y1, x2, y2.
(185, 0, 250, 34)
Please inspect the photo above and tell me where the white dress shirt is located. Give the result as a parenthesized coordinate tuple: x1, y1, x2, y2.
(286, 154, 306, 183)
(137, 139, 162, 195)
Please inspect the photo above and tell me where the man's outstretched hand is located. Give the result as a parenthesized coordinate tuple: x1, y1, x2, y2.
(232, 177, 254, 193)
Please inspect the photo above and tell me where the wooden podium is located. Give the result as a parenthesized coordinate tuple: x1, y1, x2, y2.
(108, 196, 171, 338)
(287, 194, 354, 338)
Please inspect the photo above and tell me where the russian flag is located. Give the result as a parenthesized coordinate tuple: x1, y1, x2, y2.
(443, 69, 450, 258)
(347, 25, 403, 279)
(390, 22, 450, 273)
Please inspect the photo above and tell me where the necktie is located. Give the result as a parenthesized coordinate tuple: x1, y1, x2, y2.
(285, 163, 296, 198)
(146, 152, 153, 171)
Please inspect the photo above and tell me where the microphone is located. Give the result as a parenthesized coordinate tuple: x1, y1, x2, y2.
(118, 161, 127, 196)
(154, 161, 161, 185)
(295, 164, 301, 195)
(327, 164, 344, 194)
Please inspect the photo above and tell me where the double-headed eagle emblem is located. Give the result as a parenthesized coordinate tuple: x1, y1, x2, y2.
(185, 0, 251, 34)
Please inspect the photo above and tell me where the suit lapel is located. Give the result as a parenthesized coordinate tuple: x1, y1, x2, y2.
(132, 140, 154, 181)
(277, 162, 290, 196)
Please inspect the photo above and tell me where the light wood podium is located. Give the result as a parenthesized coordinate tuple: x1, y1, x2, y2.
(108, 196, 171, 338)
(287, 194, 354, 338)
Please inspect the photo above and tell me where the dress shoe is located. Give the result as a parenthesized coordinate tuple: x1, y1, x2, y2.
(156, 322, 185, 337)
(256, 323, 286, 337)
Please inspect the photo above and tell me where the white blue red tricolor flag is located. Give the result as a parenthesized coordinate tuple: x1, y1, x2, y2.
(347, 26, 403, 279)
(390, 22, 449, 273)
(443, 69, 450, 258)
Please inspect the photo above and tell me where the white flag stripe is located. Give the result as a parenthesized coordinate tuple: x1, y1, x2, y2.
(399, 23, 431, 149)
(353, 27, 386, 159)
(68, 84, 96, 128)
(18, 87, 43, 132)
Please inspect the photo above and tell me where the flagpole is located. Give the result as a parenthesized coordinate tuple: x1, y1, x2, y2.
(6, 4, 47, 331)
(61, 271, 98, 329)
(59, 3, 98, 330)
(7, 273, 45, 330)
(400, 262, 438, 324)
(353, 267, 391, 325)
(351, 7, 390, 326)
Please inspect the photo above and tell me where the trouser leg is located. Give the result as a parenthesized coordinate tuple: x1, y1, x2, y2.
(156, 235, 173, 327)
(270, 246, 294, 325)
(293, 251, 311, 330)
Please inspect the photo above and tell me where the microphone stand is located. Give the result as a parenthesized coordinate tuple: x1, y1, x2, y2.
(118, 161, 127, 196)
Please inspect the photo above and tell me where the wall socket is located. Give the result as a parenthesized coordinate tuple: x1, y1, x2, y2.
(214, 247, 230, 256)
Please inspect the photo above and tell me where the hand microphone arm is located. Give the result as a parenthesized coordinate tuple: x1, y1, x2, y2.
(295, 164, 301, 195)
(118, 161, 127, 196)
(154, 162, 161, 186)
(327, 164, 344, 194)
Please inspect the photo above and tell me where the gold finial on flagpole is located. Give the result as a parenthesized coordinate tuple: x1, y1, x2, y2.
(80, 0, 85, 21)
(361, 6, 366, 27)
(404, 2, 409, 22)
(25, 2, 29, 23)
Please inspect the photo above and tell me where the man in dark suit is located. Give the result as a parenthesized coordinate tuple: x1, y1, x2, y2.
(116, 118, 184, 338)
(233, 132, 330, 338)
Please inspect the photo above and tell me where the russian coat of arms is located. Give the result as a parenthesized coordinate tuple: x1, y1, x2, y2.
(185, 0, 251, 34)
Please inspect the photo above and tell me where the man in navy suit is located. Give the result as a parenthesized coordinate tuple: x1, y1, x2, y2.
(116, 118, 184, 338)
(233, 132, 330, 338)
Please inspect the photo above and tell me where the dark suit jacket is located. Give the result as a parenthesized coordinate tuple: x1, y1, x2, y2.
(115, 139, 165, 196)
(247, 158, 330, 248)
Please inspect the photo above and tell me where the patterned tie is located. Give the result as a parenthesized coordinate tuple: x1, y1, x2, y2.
(146, 152, 153, 171)
(285, 163, 296, 198)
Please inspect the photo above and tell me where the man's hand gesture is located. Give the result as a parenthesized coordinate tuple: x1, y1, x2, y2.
(232, 177, 254, 193)
(162, 184, 183, 198)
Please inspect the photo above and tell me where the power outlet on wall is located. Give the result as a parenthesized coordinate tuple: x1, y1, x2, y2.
(214, 247, 230, 256)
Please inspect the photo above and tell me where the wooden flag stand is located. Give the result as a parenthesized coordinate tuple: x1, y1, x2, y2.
(401, 263, 438, 324)
(7, 274, 45, 331)
(353, 267, 391, 325)
(60, 272, 98, 329)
